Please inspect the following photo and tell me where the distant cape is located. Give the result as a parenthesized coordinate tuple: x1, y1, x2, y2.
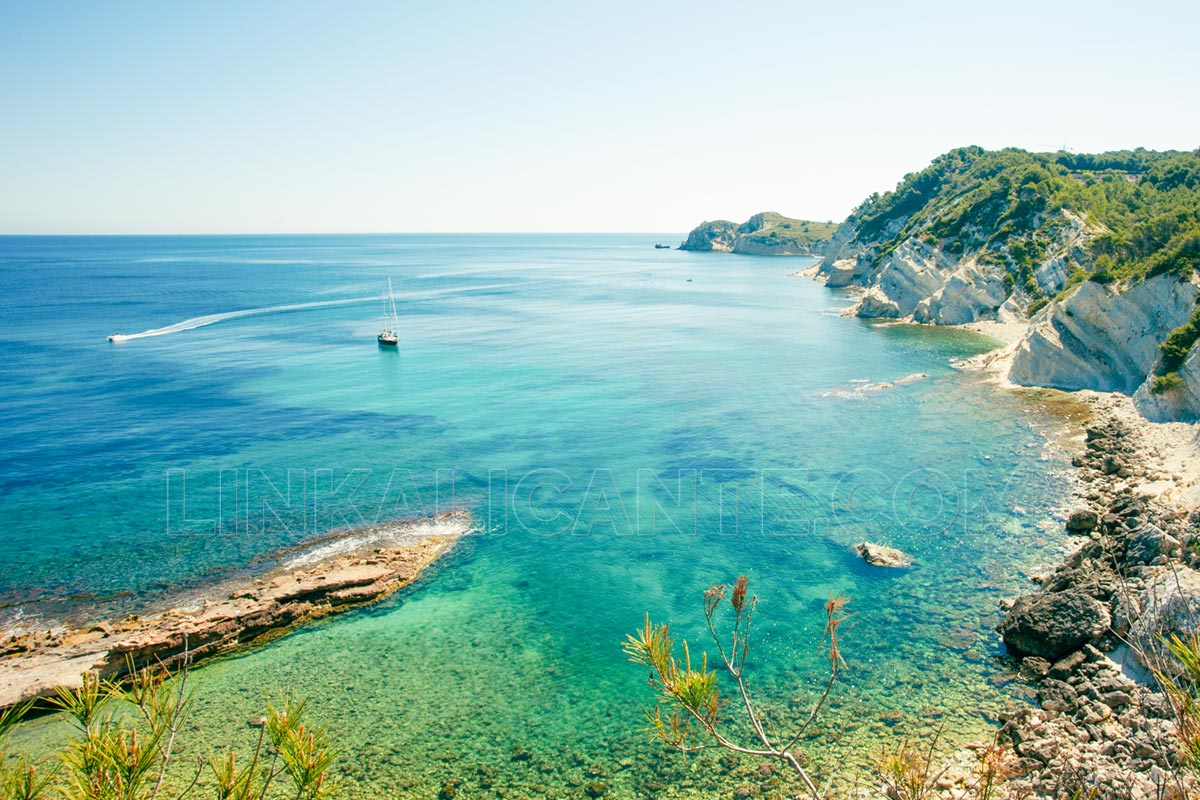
(679, 212, 836, 256)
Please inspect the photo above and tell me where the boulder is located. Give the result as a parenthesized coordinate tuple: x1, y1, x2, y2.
(1123, 524, 1181, 566)
(1066, 509, 1100, 533)
(853, 542, 912, 568)
(855, 286, 902, 318)
(999, 590, 1112, 659)
(1129, 566, 1200, 674)
(1019, 656, 1052, 680)
(1036, 678, 1079, 713)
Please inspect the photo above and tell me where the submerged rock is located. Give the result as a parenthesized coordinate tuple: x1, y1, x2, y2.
(853, 542, 912, 568)
(999, 589, 1111, 659)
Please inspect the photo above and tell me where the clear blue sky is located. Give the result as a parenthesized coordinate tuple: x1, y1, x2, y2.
(1, 0, 1197, 234)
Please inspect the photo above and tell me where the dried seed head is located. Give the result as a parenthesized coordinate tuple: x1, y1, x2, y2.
(731, 575, 748, 613)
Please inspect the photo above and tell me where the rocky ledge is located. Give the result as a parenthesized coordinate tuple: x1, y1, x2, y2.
(0, 512, 472, 710)
(990, 402, 1199, 799)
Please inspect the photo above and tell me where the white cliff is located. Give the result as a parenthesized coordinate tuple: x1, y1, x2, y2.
(1008, 275, 1197, 394)
(819, 210, 1099, 326)
(809, 146, 1200, 421)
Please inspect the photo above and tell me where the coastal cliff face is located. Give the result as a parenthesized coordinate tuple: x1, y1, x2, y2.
(820, 146, 1200, 421)
(680, 212, 835, 256)
(824, 208, 1097, 325)
(1008, 274, 1199, 404)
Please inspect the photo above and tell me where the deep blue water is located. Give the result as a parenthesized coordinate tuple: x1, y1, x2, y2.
(0, 234, 1076, 796)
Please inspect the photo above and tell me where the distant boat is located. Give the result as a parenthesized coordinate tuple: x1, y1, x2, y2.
(654, 244, 671, 249)
(377, 277, 400, 347)
(107, 333, 123, 342)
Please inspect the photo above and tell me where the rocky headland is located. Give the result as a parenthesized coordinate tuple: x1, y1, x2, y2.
(0, 512, 472, 710)
(789, 146, 1200, 796)
(679, 212, 836, 256)
(811, 146, 1200, 423)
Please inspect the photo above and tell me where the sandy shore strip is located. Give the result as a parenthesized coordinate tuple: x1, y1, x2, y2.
(0, 511, 473, 710)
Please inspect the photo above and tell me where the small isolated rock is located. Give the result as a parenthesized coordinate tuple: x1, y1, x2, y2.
(1066, 509, 1100, 532)
(999, 589, 1111, 659)
(853, 542, 912, 568)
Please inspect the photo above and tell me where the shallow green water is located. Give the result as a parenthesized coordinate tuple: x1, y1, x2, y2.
(1, 235, 1075, 797)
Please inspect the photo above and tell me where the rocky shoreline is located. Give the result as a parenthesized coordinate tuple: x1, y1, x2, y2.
(793, 271, 1200, 795)
(927, 391, 1199, 799)
(0, 511, 472, 710)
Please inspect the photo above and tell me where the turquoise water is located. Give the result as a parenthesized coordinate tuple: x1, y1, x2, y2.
(0, 235, 1075, 796)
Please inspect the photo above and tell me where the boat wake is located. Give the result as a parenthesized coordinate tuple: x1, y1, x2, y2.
(106, 296, 380, 342)
(105, 281, 523, 342)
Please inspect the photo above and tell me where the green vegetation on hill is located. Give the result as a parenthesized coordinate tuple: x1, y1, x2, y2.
(680, 212, 837, 255)
(850, 146, 1200, 298)
(1152, 305, 1200, 393)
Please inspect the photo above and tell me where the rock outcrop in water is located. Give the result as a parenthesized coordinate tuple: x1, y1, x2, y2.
(852, 542, 912, 567)
(815, 146, 1200, 421)
(0, 512, 471, 710)
(680, 212, 836, 256)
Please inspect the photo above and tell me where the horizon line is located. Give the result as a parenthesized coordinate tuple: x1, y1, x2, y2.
(0, 230, 700, 237)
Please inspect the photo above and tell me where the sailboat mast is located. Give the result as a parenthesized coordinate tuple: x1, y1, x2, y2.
(387, 277, 399, 328)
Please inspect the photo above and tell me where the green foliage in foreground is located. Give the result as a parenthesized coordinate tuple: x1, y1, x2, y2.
(623, 577, 1022, 799)
(0, 665, 337, 800)
(623, 577, 849, 798)
(847, 145, 1200, 298)
(1152, 631, 1200, 782)
(626, 578, 1200, 797)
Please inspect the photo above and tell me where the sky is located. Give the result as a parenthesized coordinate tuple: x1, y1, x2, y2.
(1, 0, 1198, 234)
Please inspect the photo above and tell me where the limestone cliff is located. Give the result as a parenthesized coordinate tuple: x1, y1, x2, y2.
(680, 212, 836, 256)
(817, 146, 1200, 421)
(1008, 273, 1200, 420)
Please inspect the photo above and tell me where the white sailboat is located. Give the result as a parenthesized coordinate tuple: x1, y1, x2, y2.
(377, 277, 400, 347)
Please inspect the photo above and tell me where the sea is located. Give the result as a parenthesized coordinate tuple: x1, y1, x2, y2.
(0, 234, 1081, 796)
